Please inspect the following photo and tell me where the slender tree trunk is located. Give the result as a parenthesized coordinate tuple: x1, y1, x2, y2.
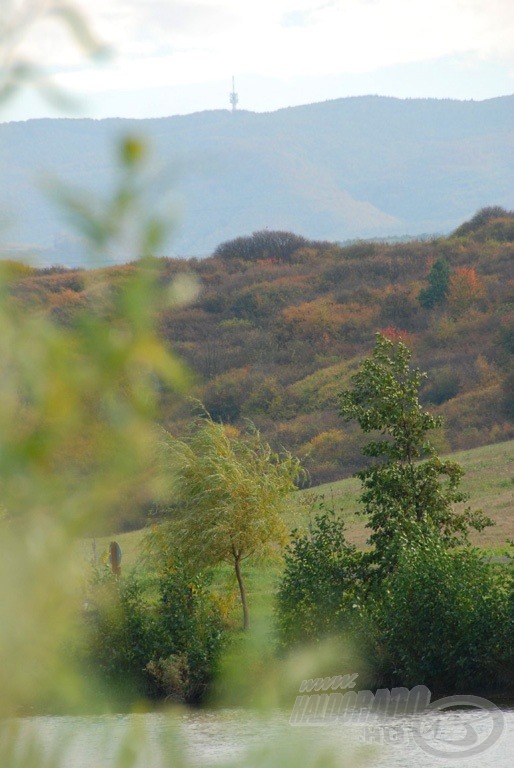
(234, 552, 249, 630)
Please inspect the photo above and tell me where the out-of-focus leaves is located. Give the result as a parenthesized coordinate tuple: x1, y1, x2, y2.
(46, 136, 178, 265)
(50, 1, 110, 59)
(0, 132, 191, 724)
(120, 137, 147, 168)
(0, 0, 108, 107)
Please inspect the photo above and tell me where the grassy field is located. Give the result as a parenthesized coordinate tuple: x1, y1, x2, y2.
(310, 438, 514, 551)
(84, 438, 514, 568)
(81, 438, 514, 631)
(76, 441, 514, 706)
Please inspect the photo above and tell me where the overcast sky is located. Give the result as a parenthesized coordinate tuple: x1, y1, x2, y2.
(3, 0, 514, 121)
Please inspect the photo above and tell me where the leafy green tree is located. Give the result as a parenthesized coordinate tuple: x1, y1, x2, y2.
(339, 334, 491, 575)
(158, 413, 304, 629)
(85, 562, 224, 704)
(418, 257, 450, 309)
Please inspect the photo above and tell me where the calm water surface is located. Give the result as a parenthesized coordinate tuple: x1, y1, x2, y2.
(10, 706, 514, 767)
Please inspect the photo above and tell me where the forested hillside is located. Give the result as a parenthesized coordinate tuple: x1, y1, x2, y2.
(6, 207, 514, 496)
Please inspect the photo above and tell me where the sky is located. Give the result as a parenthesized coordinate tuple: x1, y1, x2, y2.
(2, 0, 514, 121)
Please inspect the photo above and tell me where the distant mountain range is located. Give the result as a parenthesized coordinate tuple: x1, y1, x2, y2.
(1, 95, 513, 265)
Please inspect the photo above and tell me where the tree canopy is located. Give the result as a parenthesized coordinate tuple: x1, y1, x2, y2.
(418, 257, 450, 309)
(452, 206, 512, 237)
(158, 413, 304, 629)
(339, 334, 492, 573)
(213, 230, 312, 262)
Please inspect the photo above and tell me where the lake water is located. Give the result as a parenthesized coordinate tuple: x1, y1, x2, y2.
(7, 705, 514, 767)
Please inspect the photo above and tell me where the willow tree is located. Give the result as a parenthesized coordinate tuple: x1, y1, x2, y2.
(160, 414, 303, 630)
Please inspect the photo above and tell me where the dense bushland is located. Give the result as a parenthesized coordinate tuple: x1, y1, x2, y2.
(6, 207, 514, 526)
(276, 504, 365, 648)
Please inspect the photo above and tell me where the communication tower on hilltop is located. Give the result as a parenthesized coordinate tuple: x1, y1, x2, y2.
(229, 76, 239, 112)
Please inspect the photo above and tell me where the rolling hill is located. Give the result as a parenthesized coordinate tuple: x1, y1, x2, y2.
(5, 208, 514, 505)
(1, 95, 514, 264)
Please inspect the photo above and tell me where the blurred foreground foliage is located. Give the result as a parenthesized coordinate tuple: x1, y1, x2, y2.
(0, 7, 372, 767)
(0, 131, 366, 767)
(0, 135, 194, 716)
(0, 129, 192, 723)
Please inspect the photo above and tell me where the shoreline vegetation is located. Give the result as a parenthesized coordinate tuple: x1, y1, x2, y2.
(80, 337, 513, 710)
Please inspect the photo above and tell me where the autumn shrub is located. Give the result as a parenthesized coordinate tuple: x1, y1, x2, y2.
(477, 218, 514, 243)
(49, 288, 88, 325)
(474, 354, 501, 388)
(272, 412, 338, 450)
(452, 206, 512, 238)
(298, 430, 348, 484)
(447, 267, 486, 318)
(287, 360, 352, 412)
(243, 375, 290, 419)
(438, 386, 505, 448)
(301, 429, 347, 463)
(202, 366, 253, 422)
(0, 260, 35, 282)
(425, 313, 458, 348)
(378, 326, 415, 345)
(214, 230, 310, 263)
(380, 286, 423, 328)
(340, 241, 378, 260)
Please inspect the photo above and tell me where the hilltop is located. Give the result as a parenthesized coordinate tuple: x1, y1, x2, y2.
(1, 95, 514, 263)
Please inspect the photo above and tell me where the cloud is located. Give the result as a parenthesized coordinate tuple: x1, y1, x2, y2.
(96, 0, 514, 66)
(11, 0, 514, 105)
(281, 10, 313, 28)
